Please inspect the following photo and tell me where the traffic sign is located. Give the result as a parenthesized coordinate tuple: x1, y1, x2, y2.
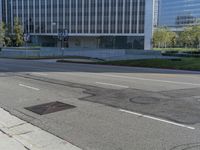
(24, 33, 30, 42)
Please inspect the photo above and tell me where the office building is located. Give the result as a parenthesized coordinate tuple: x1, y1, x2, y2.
(159, 0, 200, 27)
(1, 0, 154, 49)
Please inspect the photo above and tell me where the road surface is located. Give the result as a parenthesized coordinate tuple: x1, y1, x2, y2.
(0, 58, 200, 150)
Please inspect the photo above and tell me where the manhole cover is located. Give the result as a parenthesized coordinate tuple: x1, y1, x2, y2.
(25, 101, 76, 115)
(129, 96, 160, 105)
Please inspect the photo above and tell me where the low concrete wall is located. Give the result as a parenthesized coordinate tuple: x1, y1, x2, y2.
(63, 48, 125, 58)
(0, 48, 40, 58)
(0, 47, 126, 59)
(0, 47, 161, 59)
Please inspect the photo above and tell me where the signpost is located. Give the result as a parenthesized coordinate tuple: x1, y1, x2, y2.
(23, 33, 30, 57)
(58, 29, 68, 57)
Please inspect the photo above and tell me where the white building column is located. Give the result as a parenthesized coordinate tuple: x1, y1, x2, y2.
(144, 0, 154, 50)
(16, 0, 19, 19)
(27, 0, 30, 33)
(88, 0, 91, 33)
(33, 0, 35, 33)
(102, 0, 104, 33)
(115, 0, 118, 34)
(82, 0, 84, 33)
(50, 0, 53, 33)
(129, 0, 133, 33)
(45, 0, 47, 33)
(69, 0, 71, 33)
(11, 0, 13, 32)
(136, 0, 140, 33)
(5, 0, 8, 24)
(0, 0, 2, 23)
(63, 0, 65, 30)
(39, 0, 41, 33)
(75, 0, 78, 33)
(122, 0, 125, 33)
(57, 0, 59, 32)
(108, 0, 111, 33)
(95, 0, 98, 33)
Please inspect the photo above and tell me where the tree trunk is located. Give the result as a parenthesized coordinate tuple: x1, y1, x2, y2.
(198, 41, 200, 49)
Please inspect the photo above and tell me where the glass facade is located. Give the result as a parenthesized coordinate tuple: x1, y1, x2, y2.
(1, 0, 154, 49)
(2, 0, 146, 35)
(159, 0, 200, 27)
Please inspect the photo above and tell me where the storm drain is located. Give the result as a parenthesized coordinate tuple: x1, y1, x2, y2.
(25, 101, 76, 115)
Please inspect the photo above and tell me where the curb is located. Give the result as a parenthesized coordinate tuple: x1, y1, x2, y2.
(0, 108, 82, 150)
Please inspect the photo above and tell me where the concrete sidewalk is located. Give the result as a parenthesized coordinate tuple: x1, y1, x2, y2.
(0, 108, 82, 150)
(0, 131, 28, 150)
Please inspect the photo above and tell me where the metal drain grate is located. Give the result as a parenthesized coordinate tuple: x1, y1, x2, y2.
(25, 101, 76, 115)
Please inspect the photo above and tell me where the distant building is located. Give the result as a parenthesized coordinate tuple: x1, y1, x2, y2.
(159, 0, 200, 27)
(175, 15, 197, 26)
(0, 0, 154, 50)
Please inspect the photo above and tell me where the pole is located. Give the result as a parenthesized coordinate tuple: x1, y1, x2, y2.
(25, 41, 27, 58)
(60, 35, 61, 57)
(62, 36, 64, 57)
(24, 33, 28, 58)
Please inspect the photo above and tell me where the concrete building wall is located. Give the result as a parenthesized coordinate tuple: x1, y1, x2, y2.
(144, 0, 154, 50)
(154, 0, 159, 27)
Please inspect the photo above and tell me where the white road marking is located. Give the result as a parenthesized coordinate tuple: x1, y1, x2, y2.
(99, 74, 200, 86)
(32, 72, 48, 76)
(19, 84, 40, 91)
(119, 109, 195, 130)
(96, 82, 129, 88)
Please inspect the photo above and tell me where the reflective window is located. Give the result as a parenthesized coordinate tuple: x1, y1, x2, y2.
(159, 0, 200, 27)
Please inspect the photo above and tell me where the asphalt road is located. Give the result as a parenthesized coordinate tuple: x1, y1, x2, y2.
(1, 58, 200, 150)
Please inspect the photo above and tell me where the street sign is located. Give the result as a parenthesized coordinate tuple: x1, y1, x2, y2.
(64, 29, 68, 37)
(57, 29, 69, 51)
(58, 29, 68, 41)
(24, 33, 30, 42)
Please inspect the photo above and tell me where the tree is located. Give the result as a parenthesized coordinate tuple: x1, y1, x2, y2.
(167, 31, 177, 47)
(153, 27, 177, 48)
(4, 24, 12, 47)
(13, 18, 24, 47)
(179, 27, 196, 48)
(153, 27, 166, 48)
(192, 25, 200, 49)
(0, 22, 6, 47)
